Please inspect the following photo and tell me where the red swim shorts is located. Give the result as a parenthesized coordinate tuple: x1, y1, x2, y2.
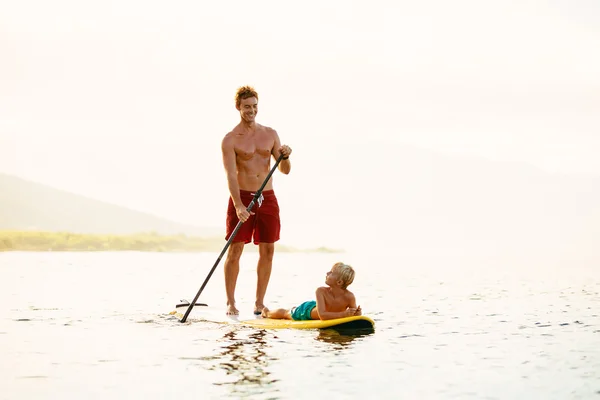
(225, 190, 281, 244)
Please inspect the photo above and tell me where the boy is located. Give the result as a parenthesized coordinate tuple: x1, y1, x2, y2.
(261, 262, 362, 321)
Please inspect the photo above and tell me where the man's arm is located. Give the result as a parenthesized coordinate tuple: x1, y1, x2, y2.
(222, 136, 251, 221)
(271, 130, 291, 175)
(315, 288, 359, 320)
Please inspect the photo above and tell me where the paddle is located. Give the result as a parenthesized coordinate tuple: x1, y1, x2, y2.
(180, 153, 286, 323)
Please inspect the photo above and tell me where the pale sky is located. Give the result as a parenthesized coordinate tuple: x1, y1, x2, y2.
(1, 0, 599, 249)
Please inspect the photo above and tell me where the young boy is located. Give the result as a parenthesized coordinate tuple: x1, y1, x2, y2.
(261, 262, 362, 321)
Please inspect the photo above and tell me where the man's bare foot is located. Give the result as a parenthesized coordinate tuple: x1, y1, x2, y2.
(254, 304, 265, 315)
(261, 307, 270, 318)
(226, 304, 239, 315)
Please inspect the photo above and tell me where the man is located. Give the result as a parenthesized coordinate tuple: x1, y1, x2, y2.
(221, 86, 292, 316)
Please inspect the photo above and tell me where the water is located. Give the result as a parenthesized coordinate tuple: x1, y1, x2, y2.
(1, 251, 599, 399)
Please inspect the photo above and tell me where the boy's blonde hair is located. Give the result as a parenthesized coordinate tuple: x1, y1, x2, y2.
(332, 262, 355, 289)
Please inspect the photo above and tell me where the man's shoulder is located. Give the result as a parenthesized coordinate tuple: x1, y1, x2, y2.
(226, 124, 242, 135)
(221, 133, 233, 148)
(222, 128, 239, 143)
(257, 123, 277, 134)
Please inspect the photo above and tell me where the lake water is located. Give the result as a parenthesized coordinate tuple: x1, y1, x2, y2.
(1, 250, 599, 399)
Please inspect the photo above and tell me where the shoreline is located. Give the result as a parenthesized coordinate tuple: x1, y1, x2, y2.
(0, 231, 343, 253)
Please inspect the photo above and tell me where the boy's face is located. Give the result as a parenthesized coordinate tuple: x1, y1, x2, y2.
(325, 267, 341, 287)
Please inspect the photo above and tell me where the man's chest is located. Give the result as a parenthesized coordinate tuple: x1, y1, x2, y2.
(234, 134, 274, 157)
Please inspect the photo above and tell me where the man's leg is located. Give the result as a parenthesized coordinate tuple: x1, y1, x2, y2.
(224, 242, 244, 315)
(254, 242, 274, 314)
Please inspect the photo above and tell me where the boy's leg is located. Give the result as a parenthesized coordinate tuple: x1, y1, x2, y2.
(261, 307, 292, 319)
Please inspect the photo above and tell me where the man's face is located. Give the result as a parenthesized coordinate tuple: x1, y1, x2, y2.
(237, 96, 258, 122)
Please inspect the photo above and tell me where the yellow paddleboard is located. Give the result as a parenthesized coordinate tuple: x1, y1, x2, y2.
(170, 302, 375, 331)
(236, 315, 375, 330)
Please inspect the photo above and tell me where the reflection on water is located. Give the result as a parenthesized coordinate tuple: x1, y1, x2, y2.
(202, 326, 375, 397)
(206, 328, 279, 398)
(316, 329, 374, 349)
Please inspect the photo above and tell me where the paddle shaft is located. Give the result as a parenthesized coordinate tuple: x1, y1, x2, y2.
(180, 154, 285, 323)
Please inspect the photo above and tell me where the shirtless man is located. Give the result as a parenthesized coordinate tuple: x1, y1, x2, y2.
(261, 262, 362, 321)
(221, 86, 292, 316)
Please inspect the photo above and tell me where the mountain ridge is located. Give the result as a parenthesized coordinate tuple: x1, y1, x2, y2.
(0, 172, 220, 237)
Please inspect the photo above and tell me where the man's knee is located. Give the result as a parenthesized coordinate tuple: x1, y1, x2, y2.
(258, 243, 275, 260)
(227, 242, 245, 260)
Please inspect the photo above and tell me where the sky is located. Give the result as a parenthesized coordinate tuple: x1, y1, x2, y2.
(1, 0, 599, 249)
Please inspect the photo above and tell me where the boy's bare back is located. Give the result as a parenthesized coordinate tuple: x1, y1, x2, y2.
(314, 286, 361, 320)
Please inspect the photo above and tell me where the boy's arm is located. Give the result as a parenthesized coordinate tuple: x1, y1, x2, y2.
(315, 288, 358, 320)
(348, 292, 361, 316)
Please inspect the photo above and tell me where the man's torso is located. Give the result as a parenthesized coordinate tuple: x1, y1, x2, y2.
(229, 124, 276, 191)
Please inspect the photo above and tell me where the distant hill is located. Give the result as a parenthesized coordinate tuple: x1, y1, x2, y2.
(0, 173, 220, 236)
